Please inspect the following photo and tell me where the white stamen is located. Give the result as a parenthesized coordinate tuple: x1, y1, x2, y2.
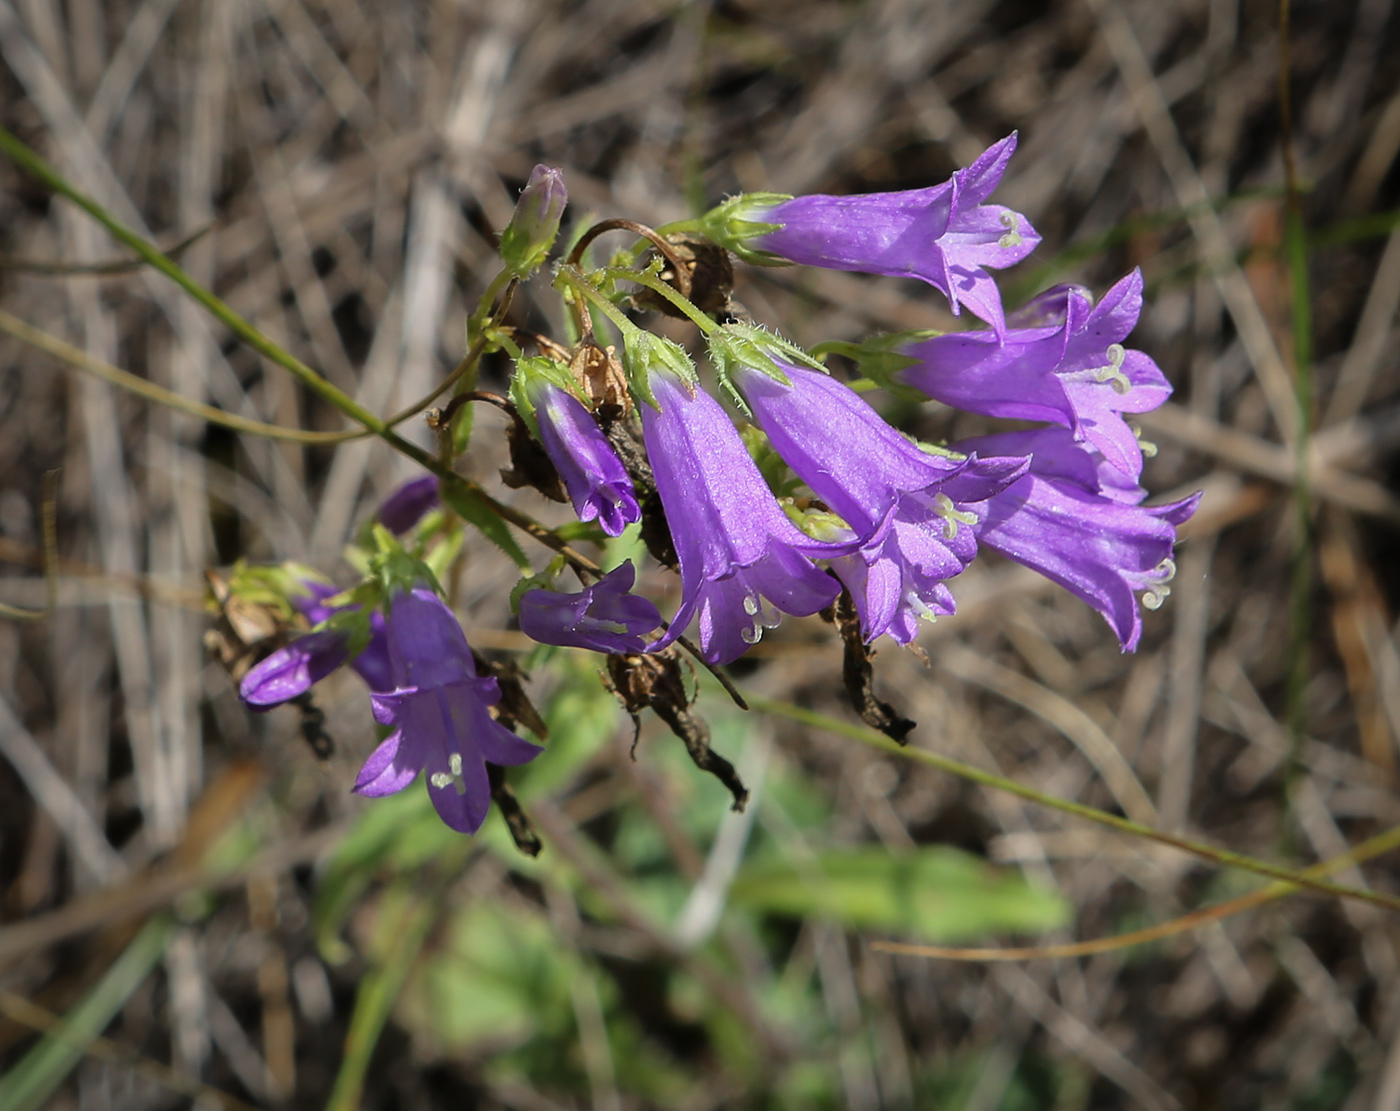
(997, 211, 1023, 249)
(905, 591, 937, 623)
(933, 493, 979, 540)
(431, 753, 469, 795)
(1091, 343, 1131, 395)
(742, 593, 760, 616)
(1141, 586, 1170, 610)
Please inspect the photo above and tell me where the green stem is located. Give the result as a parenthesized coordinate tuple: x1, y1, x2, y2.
(384, 277, 518, 428)
(468, 268, 516, 342)
(753, 697, 1400, 914)
(0, 308, 363, 444)
(0, 125, 599, 577)
(1279, 0, 1314, 813)
(602, 265, 720, 334)
(653, 217, 705, 236)
(555, 266, 647, 339)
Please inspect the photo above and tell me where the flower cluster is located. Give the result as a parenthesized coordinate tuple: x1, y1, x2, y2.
(228, 143, 1195, 837)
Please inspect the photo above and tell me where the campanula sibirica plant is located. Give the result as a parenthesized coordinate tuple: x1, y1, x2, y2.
(227, 146, 1196, 839)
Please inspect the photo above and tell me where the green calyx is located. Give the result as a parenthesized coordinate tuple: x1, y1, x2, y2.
(621, 329, 698, 411)
(210, 560, 326, 623)
(509, 355, 584, 440)
(696, 193, 792, 266)
(366, 524, 445, 605)
(508, 556, 567, 615)
(810, 332, 935, 403)
(708, 322, 824, 399)
(783, 503, 854, 544)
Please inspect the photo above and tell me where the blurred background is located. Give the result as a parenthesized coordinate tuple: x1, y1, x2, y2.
(2, 0, 1400, 1107)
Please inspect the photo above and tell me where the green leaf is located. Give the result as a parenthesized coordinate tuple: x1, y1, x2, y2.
(327, 884, 438, 1111)
(440, 482, 531, 570)
(313, 787, 464, 962)
(397, 900, 574, 1055)
(0, 916, 176, 1111)
(729, 845, 1070, 943)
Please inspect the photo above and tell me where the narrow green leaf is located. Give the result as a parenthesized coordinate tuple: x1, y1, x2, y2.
(729, 846, 1069, 942)
(0, 916, 176, 1111)
(440, 483, 531, 570)
(326, 886, 438, 1111)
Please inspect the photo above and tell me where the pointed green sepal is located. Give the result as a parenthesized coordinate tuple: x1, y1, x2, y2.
(621, 329, 698, 411)
(366, 524, 448, 600)
(811, 333, 936, 402)
(509, 354, 583, 440)
(696, 193, 792, 266)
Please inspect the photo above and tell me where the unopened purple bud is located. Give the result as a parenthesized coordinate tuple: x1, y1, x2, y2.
(378, 476, 440, 534)
(519, 563, 661, 655)
(498, 165, 567, 277)
(240, 630, 349, 709)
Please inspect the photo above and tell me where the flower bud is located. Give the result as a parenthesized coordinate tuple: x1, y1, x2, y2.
(498, 165, 567, 277)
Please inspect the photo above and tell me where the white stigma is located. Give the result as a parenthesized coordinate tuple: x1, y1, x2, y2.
(1131, 424, 1159, 457)
(933, 493, 979, 540)
(905, 591, 937, 623)
(1139, 559, 1177, 610)
(1092, 343, 1131, 395)
(997, 211, 1023, 249)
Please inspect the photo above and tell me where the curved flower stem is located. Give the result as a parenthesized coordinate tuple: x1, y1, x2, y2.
(554, 266, 642, 340)
(426, 390, 514, 438)
(566, 218, 694, 298)
(0, 308, 365, 445)
(382, 276, 518, 428)
(602, 265, 720, 335)
(752, 696, 1400, 914)
(0, 125, 601, 578)
(874, 820, 1400, 961)
(0, 471, 59, 623)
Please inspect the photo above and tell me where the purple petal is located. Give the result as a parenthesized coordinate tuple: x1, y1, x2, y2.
(534, 383, 640, 537)
(353, 731, 421, 798)
(732, 359, 964, 536)
(384, 587, 480, 689)
(378, 476, 440, 534)
(970, 472, 1194, 651)
(518, 563, 661, 655)
(752, 134, 1036, 332)
(239, 631, 348, 708)
(641, 368, 850, 661)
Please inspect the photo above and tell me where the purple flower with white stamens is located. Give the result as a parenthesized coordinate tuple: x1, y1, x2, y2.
(240, 581, 391, 707)
(734, 135, 1039, 336)
(357, 586, 543, 834)
(518, 562, 661, 655)
(378, 476, 440, 535)
(640, 366, 854, 665)
(827, 458, 1029, 644)
(528, 378, 639, 536)
(899, 271, 1171, 481)
(721, 344, 1027, 644)
(954, 428, 1200, 651)
(240, 630, 352, 708)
